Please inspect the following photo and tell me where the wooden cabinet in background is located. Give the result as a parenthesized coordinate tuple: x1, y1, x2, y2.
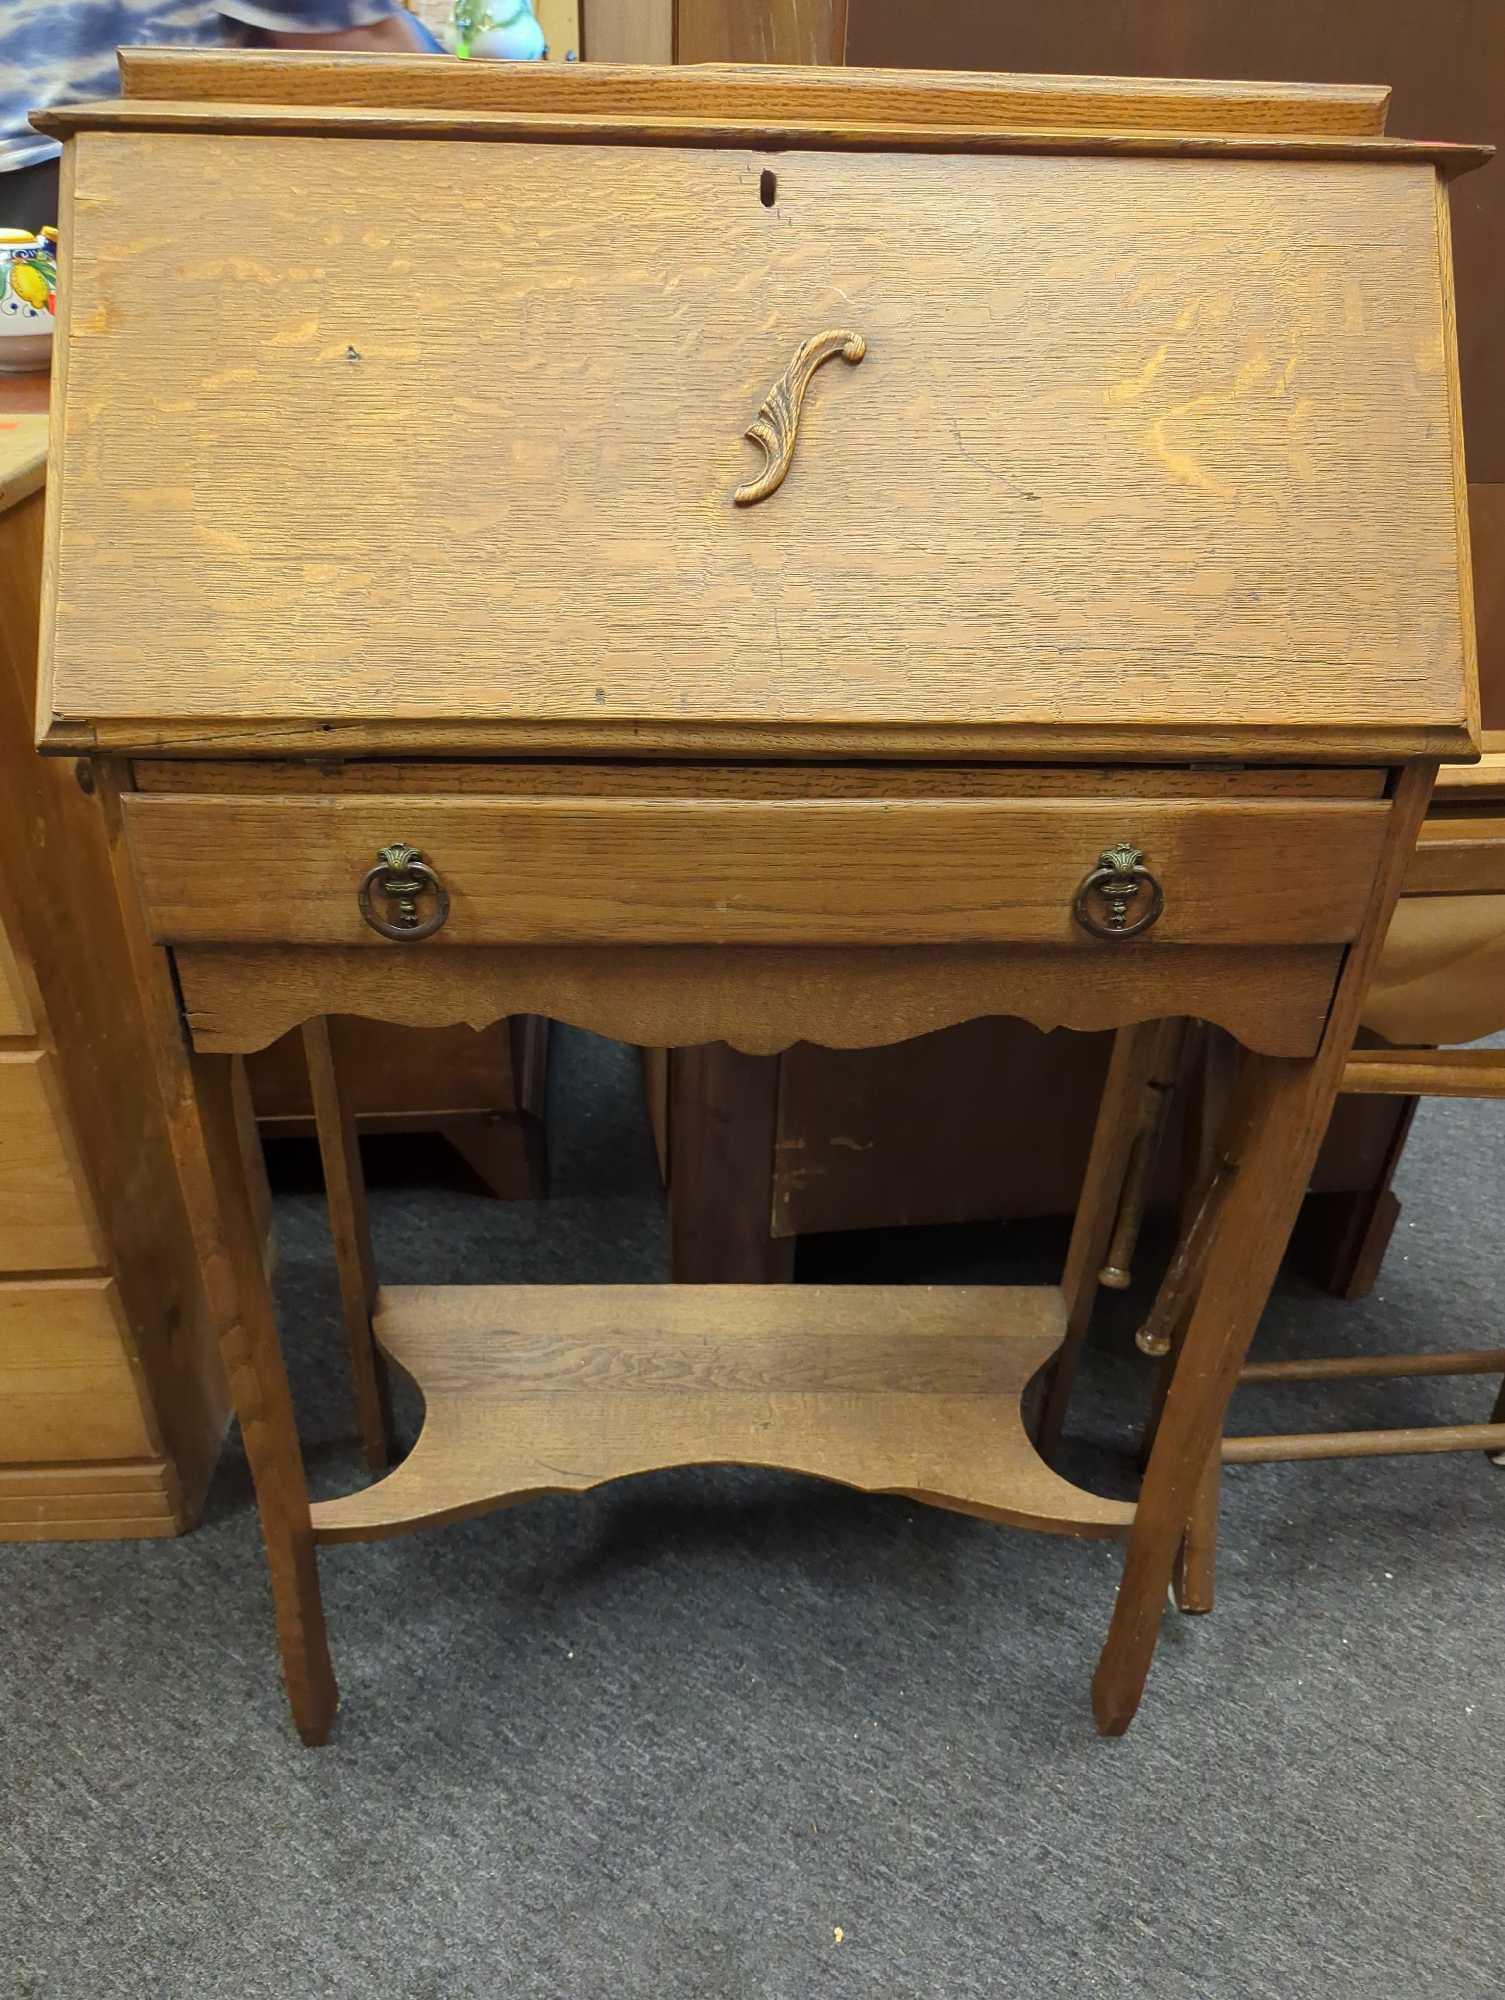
(0, 385, 231, 1538)
(246, 1015, 548, 1200)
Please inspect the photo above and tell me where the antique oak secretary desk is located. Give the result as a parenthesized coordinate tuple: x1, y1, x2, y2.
(34, 53, 1484, 1739)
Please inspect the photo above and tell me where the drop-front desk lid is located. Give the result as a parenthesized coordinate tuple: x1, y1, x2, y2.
(35, 53, 1487, 762)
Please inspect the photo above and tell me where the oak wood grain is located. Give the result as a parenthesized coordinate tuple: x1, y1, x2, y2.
(1, 477, 229, 1525)
(1434, 176, 1482, 751)
(1339, 1047, 1505, 1098)
(36, 104, 1491, 177)
(190, 1050, 339, 1743)
(114, 50, 1391, 135)
(1403, 816, 1505, 894)
(1091, 759, 1438, 1733)
(171, 940, 1345, 1060)
(848, 2, 1505, 485)
(579, 0, 672, 63)
(309, 1283, 1135, 1542)
(0, 1458, 181, 1539)
(96, 763, 336, 1740)
(41, 137, 1474, 763)
(0, 1278, 159, 1463)
(0, 1053, 105, 1272)
(676, 0, 847, 67)
(122, 794, 1390, 948)
(131, 760, 1390, 800)
(1433, 743, 1505, 793)
(68, 717, 1476, 762)
(0, 921, 33, 1037)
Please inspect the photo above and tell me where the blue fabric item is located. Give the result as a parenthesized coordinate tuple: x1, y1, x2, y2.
(0, 0, 408, 171)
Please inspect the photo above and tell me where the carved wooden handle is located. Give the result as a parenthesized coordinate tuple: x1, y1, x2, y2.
(734, 329, 866, 506)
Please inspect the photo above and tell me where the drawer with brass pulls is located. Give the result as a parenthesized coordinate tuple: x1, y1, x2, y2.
(120, 778, 1391, 952)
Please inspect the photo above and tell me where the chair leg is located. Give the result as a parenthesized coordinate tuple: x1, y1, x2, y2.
(1092, 1050, 1351, 1735)
(1036, 1021, 1169, 1458)
(1490, 1375, 1505, 1466)
(192, 1048, 339, 1746)
(1174, 1448, 1221, 1614)
(303, 1017, 394, 1472)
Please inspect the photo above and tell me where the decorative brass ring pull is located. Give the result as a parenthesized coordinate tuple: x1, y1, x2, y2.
(1072, 844, 1165, 941)
(358, 842, 450, 942)
(734, 329, 866, 506)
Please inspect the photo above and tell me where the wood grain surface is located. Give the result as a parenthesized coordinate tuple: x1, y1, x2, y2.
(0, 1459, 181, 1540)
(131, 760, 1390, 799)
(170, 939, 1344, 1059)
(42, 136, 1474, 761)
(846, 1, 1502, 475)
(1, 481, 228, 1526)
(0, 921, 33, 1037)
(0, 1277, 158, 1463)
(676, 0, 848, 67)
(309, 1282, 1136, 1542)
(37, 104, 1490, 176)
(1340, 1047, 1505, 1099)
(580, 0, 672, 64)
(1091, 761, 1438, 1731)
(114, 48, 1391, 135)
(0, 1053, 105, 1272)
(122, 793, 1389, 948)
(1404, 815, 1505, 895)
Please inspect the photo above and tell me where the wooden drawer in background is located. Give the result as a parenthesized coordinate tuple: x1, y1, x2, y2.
(0, 920, 33, 1036)
(0, 1052, 103, 1272)
(0, 1277, 158, 1465)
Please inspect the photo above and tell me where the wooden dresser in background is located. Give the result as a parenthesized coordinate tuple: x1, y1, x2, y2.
(0, 375, 230, 1539)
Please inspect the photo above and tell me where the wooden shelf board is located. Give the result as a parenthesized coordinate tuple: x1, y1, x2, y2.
(309, 1283, 1134, 1545)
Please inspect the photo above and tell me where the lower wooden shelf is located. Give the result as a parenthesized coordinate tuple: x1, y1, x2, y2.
(309, 1283, 1135, 1545)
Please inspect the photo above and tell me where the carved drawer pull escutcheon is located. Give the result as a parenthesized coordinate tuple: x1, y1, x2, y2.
(358, 843, 451, 942)
(734, 329, 866, 506)
(1072, 844, 1165, 941)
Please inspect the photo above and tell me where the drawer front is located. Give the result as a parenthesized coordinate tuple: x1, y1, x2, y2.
(0, 920, 33, 1037)
(125, 791, 1389, 949)
(0, 1053, 101, 1271)
(0, 1278, 157, 1463)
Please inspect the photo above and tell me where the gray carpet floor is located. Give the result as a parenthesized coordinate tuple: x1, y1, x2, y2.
(4, 1027, 1503, 1999)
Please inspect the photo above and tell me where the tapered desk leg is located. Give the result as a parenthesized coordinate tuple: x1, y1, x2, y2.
(188, 1049, 339, 1743)
(1092, 761, 1438, 1733)
(303, 1017, 394, 1472)
(1093, 1052, 1328, 1731)
(99, 763, 336, 1742)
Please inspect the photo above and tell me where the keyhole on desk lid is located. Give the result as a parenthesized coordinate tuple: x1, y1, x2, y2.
(759, 169, 777, 207)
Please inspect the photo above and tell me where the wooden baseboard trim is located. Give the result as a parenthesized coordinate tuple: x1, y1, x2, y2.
(0, 1455, 185, 1539)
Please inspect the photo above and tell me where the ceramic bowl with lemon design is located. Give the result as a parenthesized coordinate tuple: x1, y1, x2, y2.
(0, 228, 58, 373)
